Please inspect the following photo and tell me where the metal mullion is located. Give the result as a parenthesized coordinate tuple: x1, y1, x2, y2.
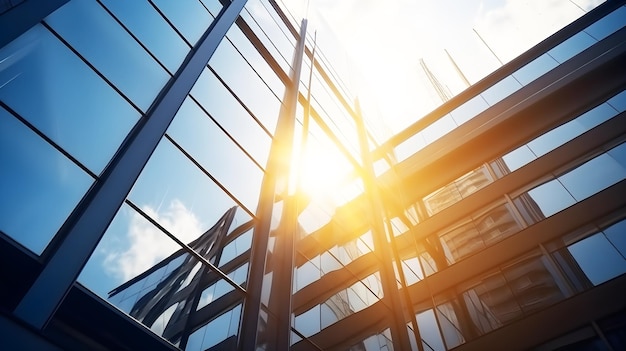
(13, 0, 249, 330)
(353, 101, 412, 350)
(239, 18, 307, 351)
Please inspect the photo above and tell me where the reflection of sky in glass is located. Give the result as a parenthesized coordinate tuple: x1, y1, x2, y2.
(604, 219, 626, 258)
(568, 232, 626, 286)
(526, 180, 576, 217)
(558, 153, 626, 201)
(129, 139, 250, 237)
(0, 24, 140, 173)
(151, 0, 216, 45)
(167, 98, 264, 213)
(417, 309, 446, 351)
(99, 0, 190, 73)
(0, 108, 93, 254)
(78, 203, 185, 297)
(45, 0, 170, 111)
(190, 67, 272, 168)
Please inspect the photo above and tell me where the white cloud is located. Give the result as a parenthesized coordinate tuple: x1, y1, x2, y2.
(104, 200, 202, 281)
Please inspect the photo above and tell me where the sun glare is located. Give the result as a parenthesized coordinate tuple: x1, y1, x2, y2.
(295, 142, 353, 202)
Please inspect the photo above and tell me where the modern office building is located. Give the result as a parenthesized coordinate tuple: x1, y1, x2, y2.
(1, 0, 625, 350)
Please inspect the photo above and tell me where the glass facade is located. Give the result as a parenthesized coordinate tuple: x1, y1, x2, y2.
(1, 1, 625, 351)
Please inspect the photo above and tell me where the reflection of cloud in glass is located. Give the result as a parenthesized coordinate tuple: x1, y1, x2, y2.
(104, 199, 201, 281)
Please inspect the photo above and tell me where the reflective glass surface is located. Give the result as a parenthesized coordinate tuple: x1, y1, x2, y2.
(128, 138, 249, 239)
(167, 98, 264, 212)
(209, 34, 282, 134)
(190, 67, 272, 168)
(450, 96, 489, 125)
(45, 0, 170, 111)
(512, 53, 559, 86)
(480, 75, 522, 106)
(151, 0, 215, 46)
(568, 232, 626, 286)
(186, 304, 242, 350)
(0, 24, 140, 173)
(0, 108, 93, 254)
(100, 0, 190, 73)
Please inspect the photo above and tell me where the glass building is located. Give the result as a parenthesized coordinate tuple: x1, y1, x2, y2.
(1, 0, 625, 350)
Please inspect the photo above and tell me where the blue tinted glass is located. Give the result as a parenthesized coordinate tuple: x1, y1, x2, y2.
(226, 24, 285, 98)
(450, 95, 489, 125)
(526, 179, 576, 217)
(502, 145, 537, 172)
(0, 25, 140, 173)
(129, 139, 239, 241)
(295, 305, 320, 337)
(558, 153, 626, 201)
(481, 75, 523, 106)
(0, 108, 93, 254)
(199, 0, 222, 17)
(78, 203, 187, 298)
(209, 37, 282, 134)
(512, 53, 559, 86)
(607, 142, 626, 170)
(527, 119, 587, 157)
(568, 233, 626, 285)
(607, 90, 626, 112)
(584, 6, 626, 41)
(186, 305, 241, 351)
(548, 31, 596, 63)
(190, 68, 272, 167)
(167, 98, 264, 212)
(45, 0, 170, 111)
(100, 0, 189, 73)
(604, 219, 626, 259)
(151, 0, 214, 45)
(576, 102, 618, 129)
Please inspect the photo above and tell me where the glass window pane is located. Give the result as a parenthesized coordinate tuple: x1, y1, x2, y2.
(558, 153, 626, 201)
(209, 37, 282, 134)
(186, 304, 242, 351)
(607, 142, 626, 170)
(584, 6, 626, 41)
(568, 233, 626, 285)
(422, 114, 456, 144)
(604, 219, 626, 259)
(0, 108, 93, 254)
(416, 309, 445, 351)
(45, 0, 170, 111)
(167, 98, 264, 212)
(548, 31, 596, 63)
(481, 75, 523, 106)
(512, 53, 559, 86)
(128, 139, 239, 240)
(450, 95, 489, 125)
(525, 179, 576, 217)
(0, 24, 140, 173)
(100, 0, 189, 73)
(607, 90, 626, 112)
(395, 132, 427, 162)
(151, 0, 215, 45)
(502, 145, 537, 172)
(294, 305, 320, 337)
(190, 68, 272, 168)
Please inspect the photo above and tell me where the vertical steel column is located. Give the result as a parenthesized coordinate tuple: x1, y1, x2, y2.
(13, 0, 248, 330)
(240, 19, 308, 351)
(353, 102, 412, 350)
